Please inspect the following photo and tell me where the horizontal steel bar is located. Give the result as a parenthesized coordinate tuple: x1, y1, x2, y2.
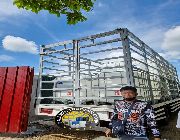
(76, 96, 123, 100)
(35, 96, 121, 100)
(44, 40, 73, 49)
(133, 66, 168, 79)
(42, 57, 74, 62)
(154, 108, 164, 113)
(53, 71, 75, 74)
(42, 67, 66, 71)
(81, 75, 125, 81)
(129, 40, 144, 52)
(95, 56, 124, 62)
(80, 38, 121, 49)
(43, 48, 74, 55)
(35, 97, 74, 99)
(129, 40, 173, 70)
(84, 86, 124, 89)
(128, 31, 171, 70)
(81, 65, 125, 72)
(130, 48, 144, 58)
(80, 46, 123, 56)
(131, 57, 161, 72)
(155, 112, 166, 118)
(43, 60, 60, 65)
(40, 81, 55, 83)
(46, 54, 74, 59)
(127, 31, 143, 46)
(80, 57, 103, 65)
(155, 116, 166, 121)
(143, 43, 174, 68)
(77, 28, 121, 42)
(129, 41, 168, 69)
(40, 87, 73, 91)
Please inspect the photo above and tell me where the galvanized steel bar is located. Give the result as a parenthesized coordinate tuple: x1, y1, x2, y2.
(120, 29, 135, 86)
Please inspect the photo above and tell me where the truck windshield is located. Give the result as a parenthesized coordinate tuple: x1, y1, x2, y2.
(55, 81, 73, 88)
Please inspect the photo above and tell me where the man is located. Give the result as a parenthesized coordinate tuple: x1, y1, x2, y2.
(105, 86, 161, 140)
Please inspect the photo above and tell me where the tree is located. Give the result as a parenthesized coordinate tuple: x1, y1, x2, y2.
(13, 0, 96, 25)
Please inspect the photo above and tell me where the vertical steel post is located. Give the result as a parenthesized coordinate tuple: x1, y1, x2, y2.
(174, 67, 180, 94)
(103, 72, 107, 102)
(72, 43, 75, 105)
(74, 40, 80, 107)
(155, 54, 166, 100)
(38, 45, 44, 103)
(120, 28, 135, 86)
(88, 61, 93, 98)
(68, 57, 71, 76)
(142, 43, 154, 103)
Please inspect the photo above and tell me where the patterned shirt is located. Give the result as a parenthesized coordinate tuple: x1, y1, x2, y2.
(109, 99, 161, 138)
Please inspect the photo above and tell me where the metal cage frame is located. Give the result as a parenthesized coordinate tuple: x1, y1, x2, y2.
(38, 28, 180, 107)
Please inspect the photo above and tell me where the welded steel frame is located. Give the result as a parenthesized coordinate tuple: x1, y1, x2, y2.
(38, 28, 180, 106)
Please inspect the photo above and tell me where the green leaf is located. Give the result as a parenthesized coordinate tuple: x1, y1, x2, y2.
(13, 0, 96, 25)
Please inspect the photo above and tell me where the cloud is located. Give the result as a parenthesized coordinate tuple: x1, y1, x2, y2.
(0, 0, 28, 20)
(34, 22, 60, 42)
(83, 0, 179, 55)
(90, 0, 180, 63)
(97, 2, 105, 8)
(0, 55, 14, 62)
(141, 28, 165, 49)
(162, 26, 180, 51)
(160, 52, 180, 61)
(161, 26, 180, 60)
(2, 35, 38, 54)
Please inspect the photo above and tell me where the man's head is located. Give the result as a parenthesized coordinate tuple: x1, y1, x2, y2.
(120, 86, 137, 101)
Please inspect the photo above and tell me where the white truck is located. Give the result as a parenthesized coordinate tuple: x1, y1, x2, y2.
(35, 28, 180, 125)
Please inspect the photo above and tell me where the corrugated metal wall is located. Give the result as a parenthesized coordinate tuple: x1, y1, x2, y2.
(0, 66, 34, 133)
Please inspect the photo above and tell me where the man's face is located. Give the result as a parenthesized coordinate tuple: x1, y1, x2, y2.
(121, 90, 137, 99)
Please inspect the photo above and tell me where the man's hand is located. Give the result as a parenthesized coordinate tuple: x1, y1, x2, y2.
(154, 138, 161, 140)
(105, 128, 111, 137)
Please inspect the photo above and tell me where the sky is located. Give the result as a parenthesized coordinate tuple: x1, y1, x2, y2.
(0, 0, 180, 80)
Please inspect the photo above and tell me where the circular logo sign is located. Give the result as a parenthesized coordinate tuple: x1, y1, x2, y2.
(55, 107, 100, 130)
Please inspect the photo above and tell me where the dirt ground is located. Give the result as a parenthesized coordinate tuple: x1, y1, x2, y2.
(158, 112, 180, 140)
(0, 112, 180, 140)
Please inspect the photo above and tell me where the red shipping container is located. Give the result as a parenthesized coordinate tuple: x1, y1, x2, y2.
(8, 67, 29, 133)
(0, 67, 18, 132)
(0, 66, 34, 133)
(21, 68, 34, 132)
(0, 67, 7, 105)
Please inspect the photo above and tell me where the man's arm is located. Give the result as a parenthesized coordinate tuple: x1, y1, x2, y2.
(108, 101, 118, 129)
(105, 101, 118, 136)
(144, 103, 161, 140)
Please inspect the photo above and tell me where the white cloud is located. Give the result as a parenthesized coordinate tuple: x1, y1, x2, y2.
(84, 0, 176, 55)
(87, 1, 180, 63)
(161, 26, 180, 60)
(162, 26, 180, 51)
(141, 28, 165, 50)
(0, 55, 14, 62)
(159, 51, 180, 61)
(97, 2, 104, 8)
(2, 35, 38, 54)
(0, 0, 28, 20)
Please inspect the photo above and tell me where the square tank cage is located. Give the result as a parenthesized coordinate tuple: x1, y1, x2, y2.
(38, 28, 180, 106)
